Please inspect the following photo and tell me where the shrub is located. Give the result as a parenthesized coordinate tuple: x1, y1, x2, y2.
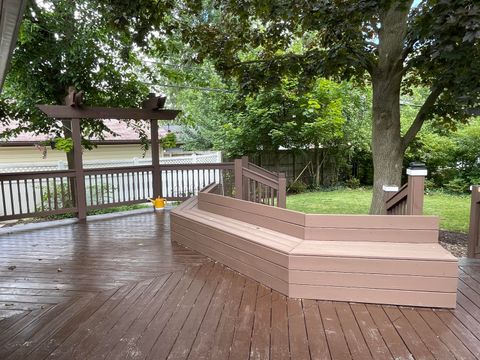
(444, 177, 469, 194)
(288, 181, 307, 194)
(345, 177, 361, 189)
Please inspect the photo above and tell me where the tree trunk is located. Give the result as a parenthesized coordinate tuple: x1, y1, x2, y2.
(369, 2, 412, 214)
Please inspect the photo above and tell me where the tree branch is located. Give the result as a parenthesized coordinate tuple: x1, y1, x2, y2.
(401, 85, 443, 151)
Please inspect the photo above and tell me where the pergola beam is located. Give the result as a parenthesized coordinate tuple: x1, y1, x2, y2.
(36, 105, 180, 120)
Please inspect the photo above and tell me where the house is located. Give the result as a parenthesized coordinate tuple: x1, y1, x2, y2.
(0, 120, 187, 169)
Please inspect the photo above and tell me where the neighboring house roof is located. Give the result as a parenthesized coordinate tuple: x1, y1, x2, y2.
(0, 119, 184, 146)
(0, 0, 27, 90)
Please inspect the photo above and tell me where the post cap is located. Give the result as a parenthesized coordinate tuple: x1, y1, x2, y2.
(382, 185, 399, 192)
(406, 162, 427, 176)
(409, 162, 426, 169)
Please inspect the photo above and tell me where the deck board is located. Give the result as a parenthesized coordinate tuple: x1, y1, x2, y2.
(0, 211, 480, 359)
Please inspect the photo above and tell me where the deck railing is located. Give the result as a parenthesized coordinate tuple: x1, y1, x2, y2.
(234, 156, 286, 208)
(0, 163, 234, 221)
(468, 185, 480, 258)
(0, 170, 77, 220)
(384, 162, 427, 215)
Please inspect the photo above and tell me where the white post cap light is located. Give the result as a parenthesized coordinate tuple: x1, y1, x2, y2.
(406, 162, 428, 176)
(382, 185, 399, 192)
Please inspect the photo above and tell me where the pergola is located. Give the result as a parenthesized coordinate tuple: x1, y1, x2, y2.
(37, 87, 180, 220)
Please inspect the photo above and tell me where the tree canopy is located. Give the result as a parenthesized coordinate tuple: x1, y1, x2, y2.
(0, 0, 152, 143)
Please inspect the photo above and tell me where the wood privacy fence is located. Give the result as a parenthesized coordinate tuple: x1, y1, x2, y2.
(468, 185, 480, 258)
(234, 156, 287, 208)
(384, 162, 427, 215)
(0, 163, 234, 221)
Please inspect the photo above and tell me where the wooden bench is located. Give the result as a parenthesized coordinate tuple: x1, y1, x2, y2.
(171, 190, 458, 308)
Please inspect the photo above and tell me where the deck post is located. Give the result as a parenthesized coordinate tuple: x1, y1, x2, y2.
(234, 156, 248, 200)
(71, 118, 87, 221)
(277, 172, 287, 208)
(468, 185, 480, 258)
(150, 119, 162, 198)
(406, 162, 427, 215)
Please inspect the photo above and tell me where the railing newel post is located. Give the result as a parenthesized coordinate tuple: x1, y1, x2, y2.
(234, 157, 243, 200)
(406, 162, 427, 215)
(468, 185, 480, 258)
(277, 172, 287, 208)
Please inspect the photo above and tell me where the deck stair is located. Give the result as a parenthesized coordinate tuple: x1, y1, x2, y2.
(171, 186, 458, 308)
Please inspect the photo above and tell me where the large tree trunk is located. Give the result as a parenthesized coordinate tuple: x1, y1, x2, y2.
(369, 2, 412, 214)
(370, 76, 403, 214)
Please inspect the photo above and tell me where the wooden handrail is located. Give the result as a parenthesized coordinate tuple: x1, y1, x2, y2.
(0, 170, 76, 180)
(234, 156, 286, 208)
(242, 167, 279, 189)
(386, 184, 408, 211)
(247, 162, 279, 180)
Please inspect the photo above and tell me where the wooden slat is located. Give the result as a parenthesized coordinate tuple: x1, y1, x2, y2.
(270, 292, 290, 360)
(187, 269, 235, 359)
(250, 286, 271, 360)
(209, 273, 246, 360)
(318, 301, 351, 360)
(383, 306, 434, 360)
(37, 105, 180, 120)
(289, 255, 458, 277)
(291, 241, 457, 262)
(304, 227, 439, 242)
(303, 299, 331, 360)
(198, 191, 305, 225)
(334, 302, 372, 360)
(290, 284, 456, 308)
(166, 264, 224, 360)
(287, 298, 311, 360)
(173, 231, 289, 295)
(198, 199, 305, 238)
(349, 304, 392, 360)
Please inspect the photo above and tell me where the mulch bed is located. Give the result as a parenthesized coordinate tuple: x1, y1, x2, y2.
(439, 230, 467, 258)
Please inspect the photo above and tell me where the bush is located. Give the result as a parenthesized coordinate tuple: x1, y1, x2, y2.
(345, 177, 361, 189)
(288, 181, 307, 194)
(444, 177, 469, 194)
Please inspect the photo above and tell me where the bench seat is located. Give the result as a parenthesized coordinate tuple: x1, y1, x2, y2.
(171, 196, 458, 308)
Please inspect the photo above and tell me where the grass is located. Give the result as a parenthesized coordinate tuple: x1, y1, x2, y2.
(287, 188, 471, 233)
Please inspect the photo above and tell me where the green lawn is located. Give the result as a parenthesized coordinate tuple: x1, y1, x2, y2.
(287, 188, 471, 233)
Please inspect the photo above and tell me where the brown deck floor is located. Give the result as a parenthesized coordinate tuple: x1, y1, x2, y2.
(0, 211, 480, 359)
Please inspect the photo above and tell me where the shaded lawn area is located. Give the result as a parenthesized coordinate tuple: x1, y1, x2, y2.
(287, 188, 471, 233)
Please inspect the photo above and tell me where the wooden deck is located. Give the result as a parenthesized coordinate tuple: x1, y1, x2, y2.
(0, 211, 480, 359)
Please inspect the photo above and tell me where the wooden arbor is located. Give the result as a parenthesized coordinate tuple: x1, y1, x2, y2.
(37, 87, 180, 221)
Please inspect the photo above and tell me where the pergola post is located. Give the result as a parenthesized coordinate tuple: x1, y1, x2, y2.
(150, 119, 162, 199)
(71, 118, 87, 221)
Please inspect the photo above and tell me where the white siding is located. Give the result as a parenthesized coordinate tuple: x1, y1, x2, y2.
(0, 144, 153, 164)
